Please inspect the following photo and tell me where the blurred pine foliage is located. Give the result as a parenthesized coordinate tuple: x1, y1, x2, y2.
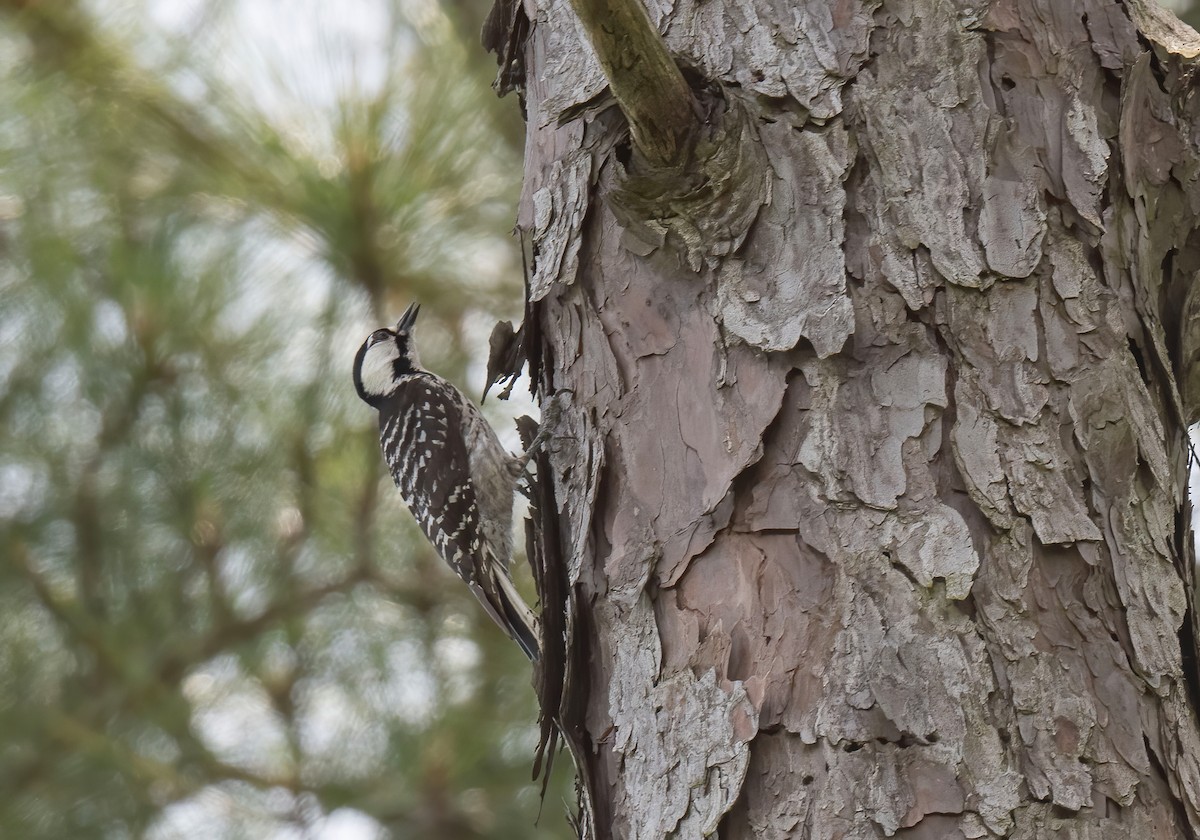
(0, 1, 569, 838)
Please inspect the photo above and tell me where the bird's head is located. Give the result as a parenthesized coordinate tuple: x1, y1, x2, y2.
(353, 302, 422, 407)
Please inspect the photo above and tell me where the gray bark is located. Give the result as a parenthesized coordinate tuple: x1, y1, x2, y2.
(516, 0, 1200, 836)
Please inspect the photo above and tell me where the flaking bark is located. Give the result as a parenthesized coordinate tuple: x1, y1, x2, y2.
(496, 0, 1200, 836)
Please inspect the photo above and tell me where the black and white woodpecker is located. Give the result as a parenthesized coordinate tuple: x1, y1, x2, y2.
(352, 303, 540, 660)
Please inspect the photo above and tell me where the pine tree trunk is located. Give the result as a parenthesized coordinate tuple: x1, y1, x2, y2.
(511, 0, 1200, 835)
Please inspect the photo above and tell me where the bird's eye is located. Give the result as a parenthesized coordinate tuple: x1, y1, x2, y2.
(370, 329, 393, 344)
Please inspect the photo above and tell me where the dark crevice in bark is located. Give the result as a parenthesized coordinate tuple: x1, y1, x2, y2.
(588, 439, 615, 597)
(1146, 47, 1171, 91)
(1159, 246, 1184, 358)
(715, 791, 751, 840)
(571, 591, 610, 837)
(726, 365, 807, 526)
(1094, 542, 1142, 671)
(1175, 498, 1200, 712)
(1128, 336, 1151, 384)
(883, 548, 920, 591)
(524, 416, 568, 789)
(980, 31, 1011, 121)
(1143, 732, 1193, 834)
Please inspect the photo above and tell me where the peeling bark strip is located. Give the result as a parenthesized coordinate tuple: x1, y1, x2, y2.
(505, 0, 1200, 836)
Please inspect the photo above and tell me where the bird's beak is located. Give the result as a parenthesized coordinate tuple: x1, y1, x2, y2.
(396, 302, 420, 332)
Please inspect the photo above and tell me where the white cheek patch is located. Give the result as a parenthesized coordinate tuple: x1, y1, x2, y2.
(360, 342, 400, 397)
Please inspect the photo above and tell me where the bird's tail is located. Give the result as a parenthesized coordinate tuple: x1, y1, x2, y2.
(495, 570, 540, 662)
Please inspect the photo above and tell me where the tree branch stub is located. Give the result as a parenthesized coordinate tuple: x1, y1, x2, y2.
(565, 0, 697, 169)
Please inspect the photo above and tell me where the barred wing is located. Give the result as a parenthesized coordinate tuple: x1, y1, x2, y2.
(378, 375, 538, 659)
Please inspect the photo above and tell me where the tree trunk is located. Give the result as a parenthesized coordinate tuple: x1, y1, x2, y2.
(510, 0, 1200, 836)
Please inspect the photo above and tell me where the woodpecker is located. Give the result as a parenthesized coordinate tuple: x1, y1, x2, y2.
(353, 303, 540, 660)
